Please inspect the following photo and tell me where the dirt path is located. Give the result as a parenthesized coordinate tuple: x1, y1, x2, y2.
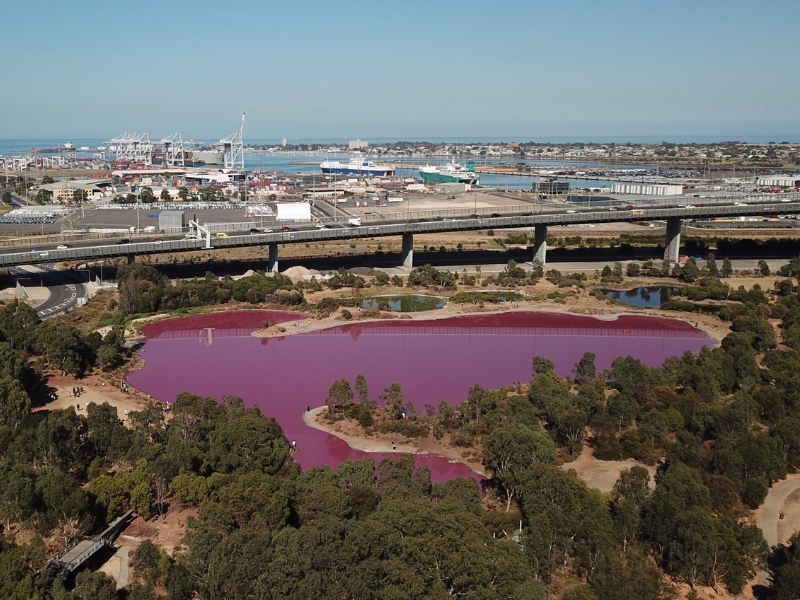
(757, 472, 800, 547)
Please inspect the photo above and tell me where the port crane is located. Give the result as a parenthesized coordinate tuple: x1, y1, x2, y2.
(220, 113, 245, 170)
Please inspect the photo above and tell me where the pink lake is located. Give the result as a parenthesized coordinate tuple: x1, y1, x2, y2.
(127, 310, 712, 481)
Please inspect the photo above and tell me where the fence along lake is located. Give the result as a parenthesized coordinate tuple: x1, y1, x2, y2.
(126, 310, 712, 481)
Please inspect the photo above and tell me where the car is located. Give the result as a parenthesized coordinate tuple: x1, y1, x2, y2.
(433, 215, 444, 221)
(117, 238, 131, 244)
(608, 207, 619, 211)
(566, 209, 577, 214)
(625, 204, 635, 210)
(468, 213, 479, 219)
(31, 248, 41, 253)
(263, 229, 274, 233)
(56, 244, 71, 249)
(281, 226, 292, 231)
(249, 228, 260, 234)
(417, 218, 429, 223)
(152, 237, 163, 243)
(490, 213, 501, 218)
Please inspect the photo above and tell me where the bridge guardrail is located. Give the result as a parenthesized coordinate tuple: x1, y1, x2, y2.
(3, 201, 800, 267)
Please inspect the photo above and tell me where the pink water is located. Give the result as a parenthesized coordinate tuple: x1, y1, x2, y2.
(127, 310, 712, 481)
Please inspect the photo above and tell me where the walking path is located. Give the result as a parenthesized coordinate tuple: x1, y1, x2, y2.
(758, 472, 800, 548)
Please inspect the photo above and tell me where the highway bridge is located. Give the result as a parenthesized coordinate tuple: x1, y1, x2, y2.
(2, 196, 800, 271)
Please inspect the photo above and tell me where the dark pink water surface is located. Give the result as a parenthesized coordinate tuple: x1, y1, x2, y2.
(127, 310, 712, 481)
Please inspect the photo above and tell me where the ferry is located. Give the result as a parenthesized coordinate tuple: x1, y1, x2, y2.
(419, 159, 479, 185)
(320, 155, 394, 176)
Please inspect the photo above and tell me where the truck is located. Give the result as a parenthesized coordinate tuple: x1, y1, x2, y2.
(348, 217, 361, 227)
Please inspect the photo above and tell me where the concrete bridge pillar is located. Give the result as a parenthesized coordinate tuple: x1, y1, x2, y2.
(401, 232, 414, 269)
(532, 224, 547, 266)
(664, 217, 681, 264)
(267, 242, 279, 273)
(126, 254, 135, 265)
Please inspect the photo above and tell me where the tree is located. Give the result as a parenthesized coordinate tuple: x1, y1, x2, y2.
(72, 188, 87, 203)
(326, 379, 353, 413)
(758, 259, 770, 277)
(532, 355, 555, 377)
(483, 422, 555, 511)
(355, 373, 369, 403)
(681, 257, 700, 283)
(160, 188, 171, 201)
(721, 257, 733, 278)
(35, 189, 51, 204)
(380, 382, 405, 419)
(178, 186, 189, 200)
(72, 570, 118, 600)
(626, 262, 641, 277)
(133, 539, 163, 588)
(706, 252, 719, 277)
(610, 466, 650, 552)
(574, 352, 597, 384)
(140, 186, 154, 200)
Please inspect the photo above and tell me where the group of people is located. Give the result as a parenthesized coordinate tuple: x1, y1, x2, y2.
(120, 380, 129, 394)
(70, 386, 85, 398)
(46, 392, 57, 402)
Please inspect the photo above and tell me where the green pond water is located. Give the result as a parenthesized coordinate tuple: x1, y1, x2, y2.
(360, 295, 447, 312)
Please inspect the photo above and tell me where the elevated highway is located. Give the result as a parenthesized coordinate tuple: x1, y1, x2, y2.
(2, 196, 800, 270)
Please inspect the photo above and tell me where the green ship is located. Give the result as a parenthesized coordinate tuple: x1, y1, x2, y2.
(419, 159, 479, 185)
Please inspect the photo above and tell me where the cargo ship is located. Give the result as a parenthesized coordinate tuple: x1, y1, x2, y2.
(419, 159, 479, 185)
(320, 155, 394, 176)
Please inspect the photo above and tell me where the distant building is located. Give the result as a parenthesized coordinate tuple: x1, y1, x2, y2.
(611, 183, 683, 196)
(758, 175, 800, 188)
(533, 178, 569, 195)
(349, 139, 368, 150)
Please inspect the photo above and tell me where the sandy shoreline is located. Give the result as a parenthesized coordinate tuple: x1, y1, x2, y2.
(249, 292, 727, 345)
(302, 406, 489, 477)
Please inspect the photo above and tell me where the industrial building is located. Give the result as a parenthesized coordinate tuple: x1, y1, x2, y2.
(757, 175, 800, 188)
(611, 183, 683, 196)
(158, 210, 185, 232)
(533, 178, 570, 195)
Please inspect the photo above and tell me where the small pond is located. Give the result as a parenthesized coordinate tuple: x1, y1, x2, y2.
(127, 310, 712, 482)
(601, 287, 680, 308)
(360, 295, 446, 312)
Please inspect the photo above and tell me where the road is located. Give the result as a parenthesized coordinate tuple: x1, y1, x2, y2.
(7, 265, 87, 318)
(759, 473, 800, 548)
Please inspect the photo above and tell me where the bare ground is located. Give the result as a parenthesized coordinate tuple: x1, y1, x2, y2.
(559, 443, 657, 494)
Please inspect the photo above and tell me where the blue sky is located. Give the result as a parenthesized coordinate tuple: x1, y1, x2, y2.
(1, 0, 799, 140)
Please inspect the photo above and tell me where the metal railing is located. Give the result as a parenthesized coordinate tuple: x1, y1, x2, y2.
(3, 199, 800, 268)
